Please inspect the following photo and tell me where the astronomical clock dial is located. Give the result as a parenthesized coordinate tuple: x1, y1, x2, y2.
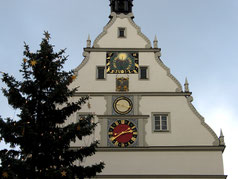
(106, 52, 139, 74)
(108, 119, 138, 147)
(113, 96, 133, 115)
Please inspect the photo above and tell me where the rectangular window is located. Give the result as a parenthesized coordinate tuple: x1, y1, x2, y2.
(153, 114, 169, 131)
(140, 67, 148, 79)
(97, 67, 105, 79)
(118, 28, 126, 38)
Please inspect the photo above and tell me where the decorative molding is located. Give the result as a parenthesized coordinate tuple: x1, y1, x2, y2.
(186, 97, 220, 146)
(93, 14, 115, 48)
(105, 96, 111, 115)
(70, 146, 225, 152)
(84, 48, 161, 52)
(97, 115, 150, 119)
(74, 92, 192, 96)
(94, 146, 225, 152)
(126, 14, 152, 48)
(154, 52, 183, 92)
(142, 117, 149, 146)
(98, 96, 110, 147)
(93, 12, 151, 48)
(94, 175, 227, 179)
(116, 12, 134, 19)
(136, 95, 149, 146)
(98, 118, 107, 147)
(187, 96, 194, 102)
(74, 52, 90, 75)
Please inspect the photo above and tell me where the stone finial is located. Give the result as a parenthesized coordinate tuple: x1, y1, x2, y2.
(87, 35, 91, 48)
(219, 129, 225, 146)
(184, 77, 189, 92)
(153, 35, 158, 48)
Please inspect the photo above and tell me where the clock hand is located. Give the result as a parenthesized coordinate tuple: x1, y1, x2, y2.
(111, 128, 133, 141)
(112, 130, 133, 141)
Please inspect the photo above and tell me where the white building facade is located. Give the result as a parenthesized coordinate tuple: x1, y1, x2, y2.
(68, 1, 226, 178)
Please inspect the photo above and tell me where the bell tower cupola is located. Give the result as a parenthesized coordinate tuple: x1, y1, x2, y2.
(110, 0, 133, 14)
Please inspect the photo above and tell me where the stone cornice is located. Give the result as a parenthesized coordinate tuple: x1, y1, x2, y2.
(73, 52, 90, 75)
(186, 96, 220, 146)
(74, 92, 192, 96)
(94, 175, 227, 179)
(70, 146, 225, 152)
(84, 47, 161, 52)
(154, 52, 183, 92)
(97, 115, 150, 119)
(94, 146, 225, 152)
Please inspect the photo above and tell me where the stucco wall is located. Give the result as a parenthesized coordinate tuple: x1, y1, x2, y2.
(82, 151, 224, 175)
(141, 96, 216, 146)
(94, 14, 150, 48)
(71, 51, 179, 92)
(67, 96, 216, 146)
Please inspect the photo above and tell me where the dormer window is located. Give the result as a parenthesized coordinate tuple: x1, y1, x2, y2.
(118, 27, 126, 38)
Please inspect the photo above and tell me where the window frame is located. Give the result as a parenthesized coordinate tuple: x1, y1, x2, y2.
(139, 66, 149, 80)
(118, 27, 127, 38)
(96, 66, 106, 80)
(152, 113, 170, 132)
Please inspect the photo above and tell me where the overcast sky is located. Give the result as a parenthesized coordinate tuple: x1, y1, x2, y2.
(0, 0, 237, 178)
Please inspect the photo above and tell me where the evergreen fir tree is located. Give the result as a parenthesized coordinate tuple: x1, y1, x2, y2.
(0, 32, 104, 179)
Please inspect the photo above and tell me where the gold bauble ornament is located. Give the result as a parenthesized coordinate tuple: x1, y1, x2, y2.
(77, 125, 81, 131)
(87, 102, 91, 109)
(61, 170, 67, 177)
(30, 60, 37, 66)
(2, 172, 8, 178)
(71, 75, 76, 81)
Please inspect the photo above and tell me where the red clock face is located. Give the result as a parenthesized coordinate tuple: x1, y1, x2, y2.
(108, 120, 138, 147)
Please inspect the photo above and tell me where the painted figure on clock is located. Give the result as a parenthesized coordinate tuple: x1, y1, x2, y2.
(106, 52, 139, 74)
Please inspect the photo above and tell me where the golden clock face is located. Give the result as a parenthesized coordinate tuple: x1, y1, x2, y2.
(108, 119, 138, 147)
(113, 97, 132, 114)
(106, 52, 139, 74)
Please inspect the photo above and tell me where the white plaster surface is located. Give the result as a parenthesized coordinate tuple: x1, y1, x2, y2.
(140, 96, 216, 146)
(96, 17, 149, 48)
(84, 151, 224, 175)
(71, 52, 179, 92)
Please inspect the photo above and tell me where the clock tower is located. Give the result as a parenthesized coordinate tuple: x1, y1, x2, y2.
(110, 0, 133, 15)
(68, 0, 226, 178)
